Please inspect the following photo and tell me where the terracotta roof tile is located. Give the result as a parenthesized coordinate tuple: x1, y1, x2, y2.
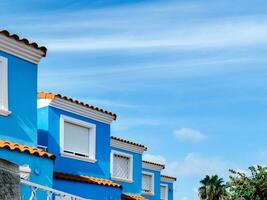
(121, 194, 148, 200)
(38, 92, 117, 120)
(0, 140, 55, 160)
(142, 160, 165, 169)
(0, 30, 47, 56)
(54, 172, 122, 188)
(161, 174, 177, 181)
(111, 136, 147, 150)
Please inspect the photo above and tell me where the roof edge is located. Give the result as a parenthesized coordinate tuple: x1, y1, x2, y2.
(121, 193, 148, 200)
(142, 160, 165, 171)
(0, 140, 55, 160)
(38, 92, 117, 124)
(111, 136, 147, 154)
(53, 172, 122, 188)
(0, 30, 47, 64)
(161, 174, 177, 183)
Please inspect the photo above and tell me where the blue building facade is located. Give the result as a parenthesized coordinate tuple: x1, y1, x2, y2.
(0, 30, 176, 200)
(37, 92, 122, 199)
(110, 136, 147, 199)
(160, 176, 176, 200)
(0, 30, 54, 199)
(141, 161, 165, 200)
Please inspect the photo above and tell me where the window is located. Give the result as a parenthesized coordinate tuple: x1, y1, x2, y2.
(111, 150, 133, 182)
(0, 56, 10, 116)
(60, 115, 96, 162)
(142, 171, 154, 195)
(160, 184, 168, 200)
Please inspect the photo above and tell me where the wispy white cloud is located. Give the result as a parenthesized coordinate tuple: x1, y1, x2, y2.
(112, 116, 173, 132)
(260, 149, 267, 158)
(4, 1, 267, 52)
(24, 13, 266, 52)
(173, 128, 206, 142)
(143, 154, 166, 165)
(38, 19, 267, 51)
(80, 98, 137, 109)
(164, 153, 230, 178)
(259, 149, 267, 165)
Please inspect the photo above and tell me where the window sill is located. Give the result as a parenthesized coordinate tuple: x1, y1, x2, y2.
(61, 152, 97, 163)
(142, 192, 154, 196)
(111, 177, 133, 183)
(0, 109, 11, 116)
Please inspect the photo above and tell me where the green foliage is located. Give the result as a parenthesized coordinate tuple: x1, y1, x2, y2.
(226, 165, 267, 200)
(198, 175, 227, 200)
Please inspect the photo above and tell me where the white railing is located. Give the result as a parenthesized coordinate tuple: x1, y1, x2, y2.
(20, 179, 91, 200)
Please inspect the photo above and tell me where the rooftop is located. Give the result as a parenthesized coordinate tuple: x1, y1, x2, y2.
(161, 174, 177, 181)
(38, 92, 117, 120)
(142, 160, 165, 169)
(0, 140, 55, 160)
(121, 193, 148, 200)
(111, 136, 147, 150)
(0, 29, 47, 56)
(54, 172, 122, 188)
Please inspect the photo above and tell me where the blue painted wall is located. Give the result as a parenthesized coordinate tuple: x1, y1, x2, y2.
(0, 48, 54, 200)
(0, 148, 53, 199)
(0, 50, 38, 146)
(110, 147, 142, 195)
(141, 168, 161, 200)
(160, 181, 174, 200)
(53, 178, 122, 200)
(38, 106, 111, 179)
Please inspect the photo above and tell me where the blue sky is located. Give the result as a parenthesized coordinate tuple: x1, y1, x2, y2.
(2, 0, 267, 199)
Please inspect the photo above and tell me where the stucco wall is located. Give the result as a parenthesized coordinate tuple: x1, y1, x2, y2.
(111, 147, 143, 195)
(141, 168, 161, 200)
(0, 159, 20, 200)
(0, 50, 38, 146)
(160, 181, 174, 200)
(0, 149, 54, 200)
(0, 149, 53, 187)
(38, 106, 112, 179)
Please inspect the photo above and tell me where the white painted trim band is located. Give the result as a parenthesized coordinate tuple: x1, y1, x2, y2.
(0, 35, 45, 64)
(41, 97, 115, 124)
(110, 138, 146, 154)
(0, 56, 10, 115)
(160, 176, 176, 183)
(142, 162, 164, 172)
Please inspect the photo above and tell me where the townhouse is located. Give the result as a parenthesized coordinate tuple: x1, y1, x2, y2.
(0, 30, 54, 199)
(0, 29, 176, 200)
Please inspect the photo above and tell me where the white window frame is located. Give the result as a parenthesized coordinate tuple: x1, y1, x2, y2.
(60, 115, 96, 163)
(160, 183, 168, 200)
(110, 150, 133, 183)
(142, 171, 155, 195)
(0, 56, 10, 116)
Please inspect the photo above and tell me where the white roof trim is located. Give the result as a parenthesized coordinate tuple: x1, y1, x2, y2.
(38, 99, 52, 109)
(161, 176, 176, 183)
(0, 35, 45, 64)
(38, 98, 115, 124)
(142, 161, 164, 172)
(110, 138, 146, 154)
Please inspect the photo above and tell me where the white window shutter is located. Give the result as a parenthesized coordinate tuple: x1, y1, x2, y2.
(64, 121, 90, 156)
(160, 185, 167, 200)
(142, 174, 152, 192)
